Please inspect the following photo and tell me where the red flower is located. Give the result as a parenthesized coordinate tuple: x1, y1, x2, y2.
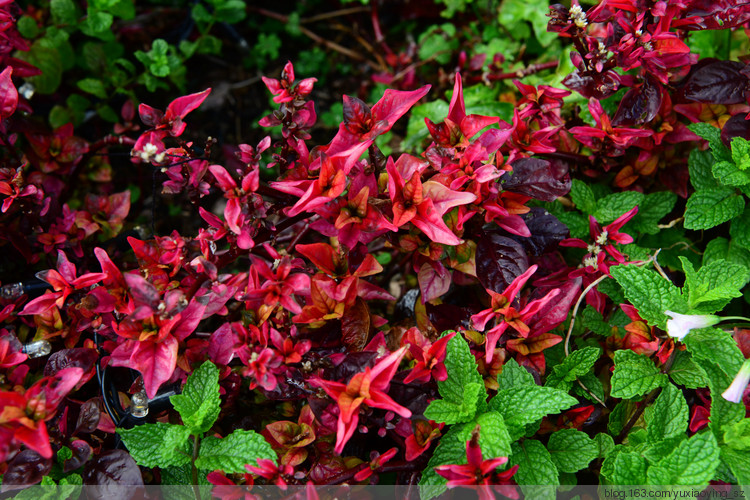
(403, 328, 455, 384)
(309, 346, 411, 454)
(245, 458, 294, 488)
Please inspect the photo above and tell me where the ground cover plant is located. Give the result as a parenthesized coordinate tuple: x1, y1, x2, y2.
(1, 0, 750, 498)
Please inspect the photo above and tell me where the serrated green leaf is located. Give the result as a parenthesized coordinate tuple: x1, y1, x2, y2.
(683, 328, 745, 377)
(51, 0, 79, 25)
(595, 433, 616, 458)
(419, 424, 468, 499)
(593, 191, 644, 224)
(403, 100, 449, 151)
(703, 237, 750, 270)
(474, 411, 513, 459)
(698, 362, 746, 438)
(683, 258, 748, 312)
(489, 385, 577, 437)
(643, 435, 687, 464)
(547, 429, 598, 473)
(668, 350, 708, 389)
(607, 451, 648, 484)
(424, 382, 483, 424)
(581, 306, 613, 337)
(721, 447, 750, 485)
(607, 400, 637, 436)
(689, 123, 732, 163)
(545, 346, 601, 391)
(731, 136, 750, 170)
(76, 78, 107, 99)
(170, 361, 221, 435)
(610, 350, 667, 399)
(610, 264, 681, 329)
(510, 439, 559, 492)
(162, 425, 193, 467)
(570, 179, 597, 214)
(645, 383, 688, 442)
(631, 191, 678, 235)
(647, 432, 719, 486)
(81, 10, 114, 37)
(689, 149, 720, 191)
(575, 371, 606, 404)
(118, 423, 191, 468)
(723, 419, 750, 451)
(437, 334, 486, 408)
(497, 357, 534, 389)
(730, 205, 750, 250)
(684, 188, 745, 230)
(195, 429, 275, 473)
(713, 160, 750, 186)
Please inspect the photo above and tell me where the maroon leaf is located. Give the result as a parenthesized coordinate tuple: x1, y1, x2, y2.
(426, 302, 477, 333)
(1, 450, 52, 491)
(510, 207, 570, 257)
(475, 233, 529, 294)
(343, 95, 374, 135)
(64, 440, 92, 472)
(526, 277, 582, 336)
(503, 158, 571, 202)
(75, 399, 101, 435)
(613, 77, 662, 127)
(684, 60, 750, 104)
(0, 66, 18, 121)
(721, 112, 750, 147)
(44, 347, 98, 386)
(83, 450, 144, 497)
(341, 298, 371, 352)
(417, 261, 452, 303)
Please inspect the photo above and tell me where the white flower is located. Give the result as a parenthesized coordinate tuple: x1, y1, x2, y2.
(722, 359, 750, 403)
(664, 311, 720, 341)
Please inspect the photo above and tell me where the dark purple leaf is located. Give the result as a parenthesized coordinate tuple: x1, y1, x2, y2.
(526, 277, 582, 336)
(425, 303, 477, 333)
(503, 158, 571, 202)
(684, 60, 750, 104)
(721, 112, 750, 147)
(44, 348, 98, 380)
(563, 70, 620, 99)
(1, 450, 52, 491)
(75, 399, 101, 435)
(475, 232, 529, 294)
(83, 450, 144, 498)
(612, 77, 662, 126)
(508, 207, 570, 257)
(64, 440, 92, 473)
(341, 298, 371, 352)
(333, 351, 378, 382)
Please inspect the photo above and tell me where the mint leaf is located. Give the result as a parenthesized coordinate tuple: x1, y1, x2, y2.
(610, 350, 667, 399)
(631, 191, 677, 235)
(76, 78, 107, 99)
(609, 264, 682, 329)
(474, 411, 512, 459)
(702, 237, 750, 270)
(575, 371, 606, 404)
(645, 383, 688, 442)
(689, 123, 731, 163)
(545, 346, 601, 391)
(721, 447, 750, 485)
(668, 350, 708, 389)
(700, 362, 745, 436)
(195, 429, 275, 473)
(419, 424, 468, 500)
(424, 382, 483, 424)
(170, 361, 221, 435)
(497, 358, 534, 389)
(647, 432, 719, 486)
(684, 187, 745, 230)
(712, 160, 750, 186)
(606, 451, 648, 484)
(723, 419, 750, 451)
(689, 149, 720, 191)
(595, 433, 616, 458)
(593, 191, 644, 224)
(118, 423, 191, 468)
(51, 0, 79, 25)
(437, 334, 486, 410)
(731, 136, 750, 170)
(581, 306, 612, 337)
(683, 327, 745, 377)
(510, 439, 559, 495)
(730, 205, 750, 250)
(570, 179, 597, 214)
(681, 257, 748, 312)
(547, 429, 598, 473)
(489, 385, 576, 439)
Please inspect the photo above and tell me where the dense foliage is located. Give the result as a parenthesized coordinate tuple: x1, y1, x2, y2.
(1, 0, 750, 497)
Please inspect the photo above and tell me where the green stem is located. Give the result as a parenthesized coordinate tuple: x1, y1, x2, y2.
(720, 316, 750, 323)
(191, 435, 201, 500)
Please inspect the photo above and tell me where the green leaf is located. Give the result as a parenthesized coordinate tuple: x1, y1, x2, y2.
(668, 350, 708, 389)
(593, 191, 644, 225)
(688, 149, 720, 191)
(723, 419, 750, 451)
(76, 78, 107, 99)
(489, 385, 576, 439)
(474, 411, 513, 459)
(581, 306, 612, 337)
(575, 371, 606, 404)
(570, 179, 597, 214)
(51, 0, 79, 25)
(683, 327, 745, 377)
(497, 357, 534, 389)
(607, 400, 637, 435)
(170, 361, 221, 435)
(610, 350, 667, 399)
(605, 451, 648, 484)
(418, 23, 457, 65)
(721, 447, 750, 485)
(436, 334, 486, 409)
(117, 423, 191, 468)
(730, 205, 750, 250)
(419, 424, 468, 500)
(81, 10, 114, 37)
(545, 346, 601, 391)
(509, 440, 559, 492)
(195, 429, 275, 473)
(609, 264, 682, 329)
(703, 237, 750, 270)
(699, 362, 746, 437)
(547, 429, 598, 473)
(712, 160, 750, 186)
(684, 187, 745, 230)
(403, 100, 448, 151)
(595, 433, 616, 458)
(14, 42, 62, 94)
(689, 122, 732, 163)
(424, 382, 483, 425)
(631, 191, 678, 235)
(645, 383, 688, 442)
(647, 432, 719, 486)
(681, 257, 748, 312)
(17, 16, 39, 39)
(731, 136, 750, 170)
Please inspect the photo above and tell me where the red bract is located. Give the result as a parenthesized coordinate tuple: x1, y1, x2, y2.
(20, 250, 106, 316)
(261, 61, 316, 104)
(138, 88, 211, 138)
(570, 99, 653, 155)
(309, 346, 411, 454)
(402, 328, 455, 383)
(0, 367, 84, 461)
(245, 458, 294, 488)
(0, 66, 18, 121)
